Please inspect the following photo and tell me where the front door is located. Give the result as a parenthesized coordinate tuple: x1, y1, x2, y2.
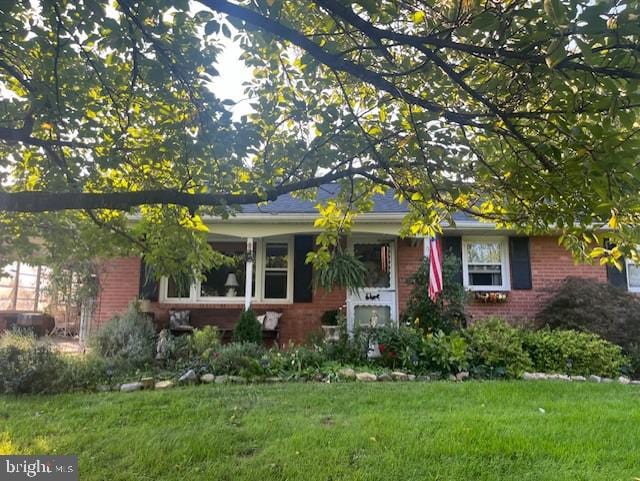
(346, 238, 397, 331)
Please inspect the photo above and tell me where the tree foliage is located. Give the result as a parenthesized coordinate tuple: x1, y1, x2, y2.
(1, 0, 639, 276)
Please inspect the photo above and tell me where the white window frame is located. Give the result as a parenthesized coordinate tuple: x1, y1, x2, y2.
(261, 237, 294, 303)
(158, 236, 294, 304)
(461, 237, 511, 291)
(626, 259, 640, 293)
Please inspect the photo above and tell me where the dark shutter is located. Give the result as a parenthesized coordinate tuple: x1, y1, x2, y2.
(139, 258, 159, 301)
(293, 235, 314, 303)
(509, 237, 532, 290)
(604, 241, 628, 289)
(442, 236, 463, 285)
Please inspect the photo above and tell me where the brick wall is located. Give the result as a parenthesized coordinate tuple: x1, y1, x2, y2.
(94, 257, 141, 328)
(466, 236, 607, 323)
(396, 238, 424, 317)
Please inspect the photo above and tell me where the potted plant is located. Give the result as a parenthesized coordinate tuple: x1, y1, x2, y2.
(321, 309, 340, 341)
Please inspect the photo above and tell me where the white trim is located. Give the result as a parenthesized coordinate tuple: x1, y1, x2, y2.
(261, 237, 294, 303)
(626, 259, 640, 292)
(461, 236, 511, 291)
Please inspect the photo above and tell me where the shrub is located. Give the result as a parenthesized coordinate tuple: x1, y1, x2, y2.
(536, 277, 640, 352)
(371, 325, 424, 370)
(210, 342, 266, 376)
(188, 326, 220, 360)
(421, 330, 469, 375)
(323, 322, 369, 366)
(89, 303, 155, 369)
(0, 331, 66, 394)
(233, 309, 262, 344)
(401, 255, 467, 333)
(464, 318, 532, 378)
(523, 328, 627, 377)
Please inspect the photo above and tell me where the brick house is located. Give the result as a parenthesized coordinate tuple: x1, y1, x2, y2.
(94, 185, 634, 344)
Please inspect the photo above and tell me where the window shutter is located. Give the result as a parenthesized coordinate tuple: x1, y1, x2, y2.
(604, 240, 628, 289)
(509, 237, 532, 290)
(139, 258, 159, 301)
(293, 235, 314, 303)
(442, 236, 463, 285)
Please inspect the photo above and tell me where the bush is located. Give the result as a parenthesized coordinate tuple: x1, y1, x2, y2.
(210, 342, 266, 376)
(536, 277, 640, 352)
(421, 330, 469, 375)
(233, 309, 262, 344)
(465, 318, 533, 378)
(89, 303, 156, 369)
(189, 326, 220, 360)
(0, 330, 66, 394)
(371, 325, 424, 370)
(401, 255, 467, 333)
(523, 328, 627, 377)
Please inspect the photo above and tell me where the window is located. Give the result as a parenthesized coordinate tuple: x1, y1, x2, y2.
(626, 260, 640, 292)
(354, 242, 391, 288)
(200, 242, 255, 299)
(264, 242, 289, 299)
(462, 238, 510, 291)
(166, 277, 191, 299)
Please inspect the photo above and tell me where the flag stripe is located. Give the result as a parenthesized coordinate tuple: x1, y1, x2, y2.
(428, 237, 443, 302)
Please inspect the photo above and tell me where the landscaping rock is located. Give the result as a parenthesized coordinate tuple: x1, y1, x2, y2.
(391, 371, 409, 381)
(377, 373, 392, 382)
(447, 375, 456, 382)
(155, 380, 174, 390)
(215, 375, 228, 384)
(356, 372, 377, 382)
(338, 368, 356, 380)
(200, 373, 215, 384)
(618, 376, 631, 384)
(141, 377, 155, 390)
(228, 375, 247, 384)
(588, 375, 602, 383)
(455, 371, 470, 382)
(179, 369, 197, 384)
(631, 380, 640, 385)
(601, 377, 614, 383)
(96, 384, 111, 393)
(571, 376, 586, 382)
(407, 374, 416, 381)
(416, 375, 431, 382)
(120, 382, 143, 393)
(523, 372, 546, 380)
(265, 377, 283, 383)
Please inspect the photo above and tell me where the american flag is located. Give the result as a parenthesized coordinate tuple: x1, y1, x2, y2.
(428, 236, 443, 303)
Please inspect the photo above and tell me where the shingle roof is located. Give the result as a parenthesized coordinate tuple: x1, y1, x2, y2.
(239, 183, 477, 222)
(240, 184, 408, 214)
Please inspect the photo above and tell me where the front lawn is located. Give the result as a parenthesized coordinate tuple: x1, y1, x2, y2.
(1, 381, 639, 480)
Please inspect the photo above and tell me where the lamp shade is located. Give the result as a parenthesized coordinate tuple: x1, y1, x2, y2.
(225, 272, 240, 287)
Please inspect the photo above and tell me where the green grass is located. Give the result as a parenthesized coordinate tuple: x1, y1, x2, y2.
(1, 381, 639, 480)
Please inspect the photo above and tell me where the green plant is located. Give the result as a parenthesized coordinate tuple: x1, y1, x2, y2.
(401, 255, 467, 333)
(522, 328, 627, 378)
(464, 318, 533, 378)
(233, 309, 262, 344)
(313, 252, 367, 293)
(323, 314, 369, 365)
(188, 326, 220, 360)
(536, 277, 640, 352)
(371, 326, 423, 370)
(89, 303, 156, 369)
(0, 330, 66, 394)
(210, 342, 267, 376)
(421, 330, 469, 375)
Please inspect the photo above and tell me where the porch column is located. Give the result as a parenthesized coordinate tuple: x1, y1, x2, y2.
(244, 238, 254, 310)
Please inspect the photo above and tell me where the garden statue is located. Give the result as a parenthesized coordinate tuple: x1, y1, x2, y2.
(156, 329, 169, 361)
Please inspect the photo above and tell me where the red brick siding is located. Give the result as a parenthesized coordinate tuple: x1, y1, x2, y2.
(396, 239, 423, 318)
(94, 257, 141, 328)
(466, 236, 606, 323)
